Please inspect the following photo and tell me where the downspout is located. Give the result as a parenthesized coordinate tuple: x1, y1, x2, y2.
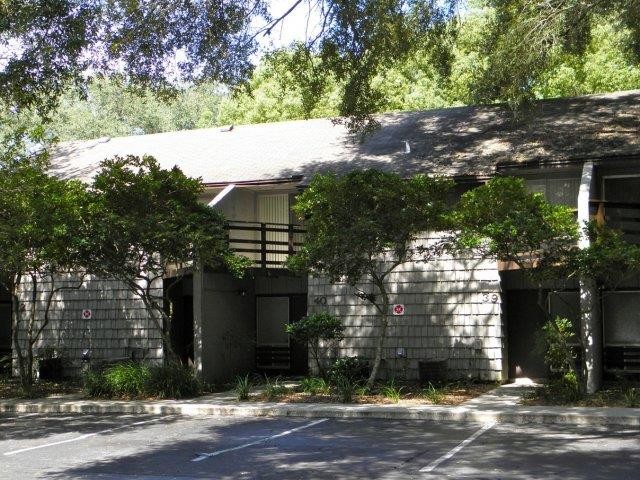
(577, 161, 602, 394)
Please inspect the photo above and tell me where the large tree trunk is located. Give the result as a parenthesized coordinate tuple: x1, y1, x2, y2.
(580, 277, 602, 394)
(366, 311, 389, 389)
(366, 275, 390, 389)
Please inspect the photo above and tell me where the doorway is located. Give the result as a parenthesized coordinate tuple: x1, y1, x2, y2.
(255, 293, 308, 374)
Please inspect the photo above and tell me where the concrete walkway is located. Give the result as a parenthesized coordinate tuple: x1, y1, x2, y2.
(1, 380, 639, 427)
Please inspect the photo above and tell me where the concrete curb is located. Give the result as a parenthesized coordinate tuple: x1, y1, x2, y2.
(2, 397, 639, 427)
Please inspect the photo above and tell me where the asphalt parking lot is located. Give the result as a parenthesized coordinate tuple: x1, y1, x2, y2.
(1, 413, 639, 479)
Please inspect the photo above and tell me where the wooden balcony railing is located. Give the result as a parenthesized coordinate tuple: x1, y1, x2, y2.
(590, 200, 640, 244)
(226, 220, 305, 269)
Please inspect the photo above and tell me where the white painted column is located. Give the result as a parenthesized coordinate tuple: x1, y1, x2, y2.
(577, 161, 602, 394)
(192, 263, 204, 377)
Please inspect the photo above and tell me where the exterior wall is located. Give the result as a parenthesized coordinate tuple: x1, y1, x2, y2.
(15, 273, 163, 376)
(197, 271, 256, 384)
(194, 269, 308, 383)
(307, 235, 505, 381)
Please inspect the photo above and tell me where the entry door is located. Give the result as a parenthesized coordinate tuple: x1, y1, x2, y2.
(506, 290, 549, 380)
(256, 296, 290, 369)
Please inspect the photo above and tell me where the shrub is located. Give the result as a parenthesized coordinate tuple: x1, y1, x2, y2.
(234, 374, 251, 401)
(84, 369, 112, 398)
(285, 312, 344, 376)
(329, 357, 369, 383)
(333, 375, 358, 403)
(84, 361, 200, 399)
(300, 376, 330, 395)
(544, 371, 582, 403)
(379, 379, 403, 403)
(0, 354, 11, 376)
(623, 387, 639, 408)
(539, 317, 577, 373)
(146, 363, 201, 399)
(264, 375, 288, 399)
(104, 362, 150, 397)
(422, 382, 446, 404)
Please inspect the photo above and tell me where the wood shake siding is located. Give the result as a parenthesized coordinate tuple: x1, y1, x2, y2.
(15, 274, 163, 375)
(307, 235, 505, 381)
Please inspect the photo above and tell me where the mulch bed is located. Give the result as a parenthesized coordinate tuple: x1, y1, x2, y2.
(249, 381, 496, 405)
(0, 375, 83, 399)
(520, 382, 640, 408)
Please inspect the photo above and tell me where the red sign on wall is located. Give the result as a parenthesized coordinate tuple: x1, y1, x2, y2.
(392, 304, 405, 316)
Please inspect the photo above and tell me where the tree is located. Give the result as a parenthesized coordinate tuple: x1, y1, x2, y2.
(454, 177, 640, 393)
(49, 79, 225, 141)
(289, 170, 452, 387)
(86, 155, 249, 362)
(0, 0, 265, 115)
(467, 1, 640, 108)
(285, 312, 345, 377)
(0, 135, 91, 392)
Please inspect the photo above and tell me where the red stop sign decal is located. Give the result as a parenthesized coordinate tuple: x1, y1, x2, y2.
(392, 304, 405, 315)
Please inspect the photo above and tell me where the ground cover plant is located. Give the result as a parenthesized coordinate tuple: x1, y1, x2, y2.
(522, 381, 640, 408)
(84, 361, 201, 399)
(247, 374, 494, 405)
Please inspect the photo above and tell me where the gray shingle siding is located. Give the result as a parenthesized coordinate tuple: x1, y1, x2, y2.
(308, 235, 505, 381)
(15, 273, 163, 376)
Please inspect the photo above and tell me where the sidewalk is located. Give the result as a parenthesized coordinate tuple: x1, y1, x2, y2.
(1, 380, 639, 427)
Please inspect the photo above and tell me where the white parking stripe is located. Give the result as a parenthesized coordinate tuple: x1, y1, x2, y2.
(419, 422, 495, 473)
(192, 418, 329, 462)
(4, 416, 173, 456)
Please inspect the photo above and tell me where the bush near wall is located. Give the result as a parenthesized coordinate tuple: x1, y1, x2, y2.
(84, 362, 201, 399)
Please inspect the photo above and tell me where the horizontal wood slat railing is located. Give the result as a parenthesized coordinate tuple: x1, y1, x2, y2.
(226, 220, 305, 269)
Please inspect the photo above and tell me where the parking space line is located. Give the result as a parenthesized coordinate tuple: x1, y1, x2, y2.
(4, 415, 173, 456)
(419, 422, 495, 473)
(192, 418, 329, 462)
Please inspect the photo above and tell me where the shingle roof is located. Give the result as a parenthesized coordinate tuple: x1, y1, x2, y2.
(49, 89, 640, 184)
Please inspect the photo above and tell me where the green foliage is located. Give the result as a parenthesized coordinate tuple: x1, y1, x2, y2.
(570, 222, 640, 288)
(332, 375, 359, 404)
(468, 3, 640, 108)
(0, 354, 12, 376)
(290, 170, 452, 285)
(83, 370, 113, 398)
(454, 176, 579, 281)
(421, 382, 446, 404)
(543, 371, 583, 404)
(285, 312, 344, 376)
(0, 137, 92, 390)
(329, 357, 370, 384)
(234, 374, 252, 401)
(540, 317, 578, 373)
(84, 362, 200, 399)
(379, 379, 403, 403)
(0, 2, 262, 115)
(299, 377, 331, 395)
(146, 363, 202, 399)
(290, 170, 453, 387)
(49, 79, 225, 141)
(86, 155, 249, 358)
(623, 387, 640, 408)
(103, 362, 150, 398)
(264, 375, 288, 400)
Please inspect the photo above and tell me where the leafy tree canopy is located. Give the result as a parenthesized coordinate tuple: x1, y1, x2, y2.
(453, 176, 579, 280)
(0, 0, 265, 114)
(289, 169, 453, 385)
(3, 2, 639, 134)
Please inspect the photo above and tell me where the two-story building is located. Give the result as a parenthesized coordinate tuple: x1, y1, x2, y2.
(4, 89, 640, 384)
